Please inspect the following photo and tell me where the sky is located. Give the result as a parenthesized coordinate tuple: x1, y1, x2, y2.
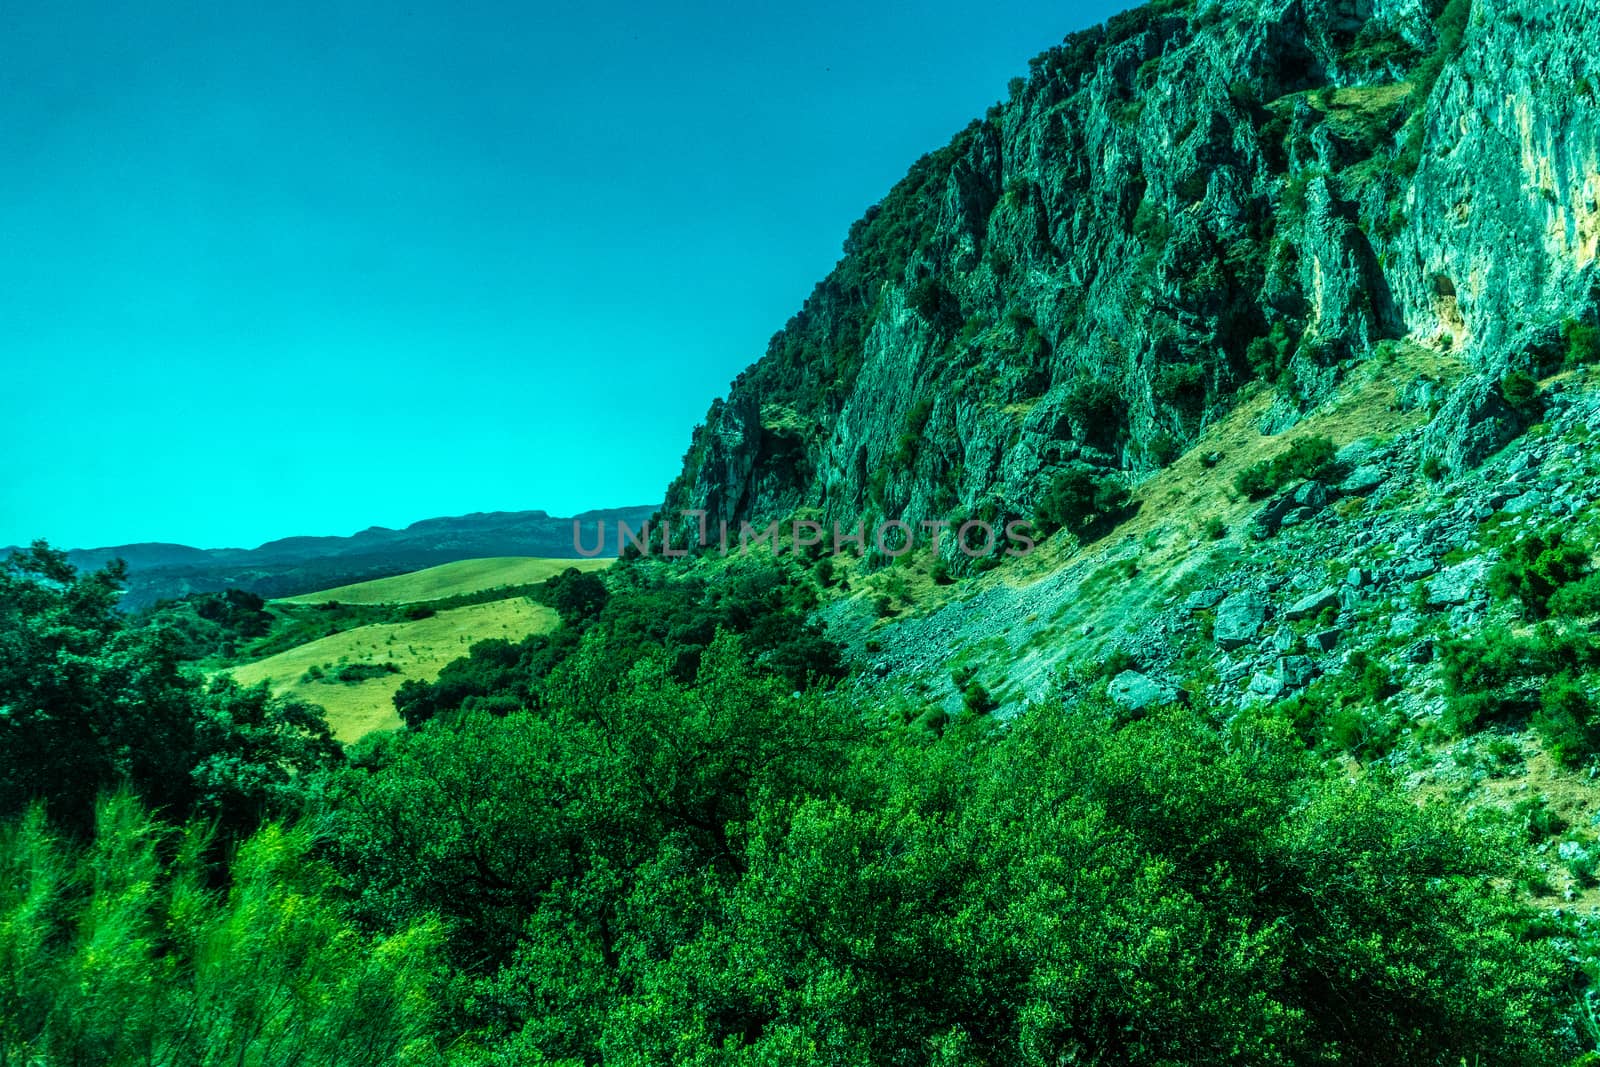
(0, 0, 1128, 550)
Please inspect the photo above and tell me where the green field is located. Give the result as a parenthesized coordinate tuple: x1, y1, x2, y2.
(227, 596, 559, 740)
(279, 555, 610, 606)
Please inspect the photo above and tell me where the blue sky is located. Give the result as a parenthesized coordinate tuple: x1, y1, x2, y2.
(0, 0, 1127, 549)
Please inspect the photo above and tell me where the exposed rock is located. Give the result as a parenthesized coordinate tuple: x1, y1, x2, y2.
(1426, 558, 1492, 607)
(1183, 587, 1228, 613)
(1502, 491, 1547, 515)
(1275, 656, 1318, 691)
(1286, 588, 1340, 620)
(667, 0, 1600, 537)
(1421, 377, 1527, 475)
(1339, 465, 1388, 495)
(1248, 672, 1285, 701)
(1214, 591, 1270, 650)
(1107, 670, 1179, 712)
(1292, 481, 1330, 510)
(1308, 628, 1342, 652)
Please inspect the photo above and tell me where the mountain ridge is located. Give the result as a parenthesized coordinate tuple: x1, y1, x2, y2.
(6, 505, 656, 610)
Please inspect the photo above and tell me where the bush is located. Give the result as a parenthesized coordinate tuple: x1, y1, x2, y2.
(893, 399, 935, 466)
(1440, 626, 1600, 744)
(963, 682, 998, 715)
(1489, 530, 1591, 619)
(1234, 435, 1339, 499)
(1146, 432, 1183, 467)
(1153, 362, 1206, 416)
(333, 661, 401, 684)
(1534, 671, 1600, 767)
(1563, 318, 1600, 368)
(909, 277, 962, 333)
(1036, 463, 1131, 536)
(1500, 370, 1539, 411)
(1064, 377, 1126, 445)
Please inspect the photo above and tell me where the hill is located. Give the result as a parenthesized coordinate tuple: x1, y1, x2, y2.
(224, 596, 560, 740)
(279, 556, 611, 606)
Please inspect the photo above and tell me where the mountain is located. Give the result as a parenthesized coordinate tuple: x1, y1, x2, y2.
(644, 0, 1600, 800)
(8, 506, 655, 610)
(664, 0, 1597, 543)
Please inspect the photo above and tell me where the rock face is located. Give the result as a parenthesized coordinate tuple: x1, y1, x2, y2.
(663, 0, 1600, 548)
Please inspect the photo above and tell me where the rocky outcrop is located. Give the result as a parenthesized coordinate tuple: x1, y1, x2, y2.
(665, 0, 1600, 542)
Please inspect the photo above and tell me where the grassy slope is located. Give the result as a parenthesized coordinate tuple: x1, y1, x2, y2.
(227, 598, 559, 741)
(279, 556, 610, 606)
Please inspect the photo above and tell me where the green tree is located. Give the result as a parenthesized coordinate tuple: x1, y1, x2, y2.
(0, 542, 339, 834)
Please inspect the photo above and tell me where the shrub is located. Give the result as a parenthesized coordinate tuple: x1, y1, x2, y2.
(1064, 378, 1126, 444)
(1440, 626, 1600, 742)
(1234, 435, 1338, 499)
(1203, 516, 1227, 540)
(1563, 318, 1600, 368)
(1549, 572, 1600, 618)
(963, 682, 998, 716)
(1234, 461, 1276, 499)
(1534, 671, 1600, 767)
(1036, 464, 1131, 535)
(1147, 431, 1183, 467)
(1245, 323, 1294, 380)
(909, 277, 961, 333)
(333, 661, 401, 684)
(1489, 530, 1591, 619)
(1500, 370, 1539, 410)
(1153, 362, 1206, 415)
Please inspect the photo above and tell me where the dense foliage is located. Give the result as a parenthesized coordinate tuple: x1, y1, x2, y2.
(0, 540, 1590, 1062)
(394, 558, 846, 727)
(0, 795, 446, 1066)
(0, 543, 339, 835)
(332, 653, 1577, 1064)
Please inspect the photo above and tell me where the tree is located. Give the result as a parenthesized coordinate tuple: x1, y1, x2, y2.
(0, 542, 338, 834)
(548, 566, 609, 626)
(1036, 463, 1130, 536)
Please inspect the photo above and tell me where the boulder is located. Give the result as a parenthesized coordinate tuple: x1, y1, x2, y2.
(1285, 588, 1340, 620)
(1308, 628, 1342, 652)
(1339, 464, 1388, 495)
(1213, 591, 1270, 650)
(1107, 671, 1179, 712)
(1182, 587, 1228, 613)
(1427, 558, 1492, 607)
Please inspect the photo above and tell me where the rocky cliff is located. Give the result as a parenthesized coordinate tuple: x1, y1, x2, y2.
(663, 0, 1599, 549)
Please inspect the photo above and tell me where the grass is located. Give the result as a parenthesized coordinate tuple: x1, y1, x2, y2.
(280, 556, 610, 606)
(224, 598, 560, 740)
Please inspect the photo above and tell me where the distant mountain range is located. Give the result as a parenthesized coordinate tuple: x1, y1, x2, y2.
(7, 507, 657, 611)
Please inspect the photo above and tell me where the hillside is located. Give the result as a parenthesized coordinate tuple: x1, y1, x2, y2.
(225, 596, 561, 741)
(217, 556, 608, 739)
(279, 556, 611, 606)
